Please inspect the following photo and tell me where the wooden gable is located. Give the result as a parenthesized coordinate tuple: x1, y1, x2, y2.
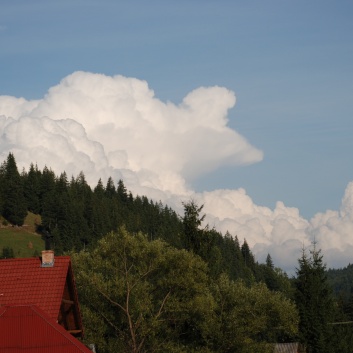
(58, 259, 84, 337)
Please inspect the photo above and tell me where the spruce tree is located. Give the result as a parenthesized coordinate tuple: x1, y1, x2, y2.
(39, 166, 56, 215)
(182, 200, 206, 254)
(23, 163, 41, 214)
(117, 179, 128, 204)
(2, 153, 27, 225)
(0, 161, 5, 214)
(241, 239, 255, 270)
(105, 177, 116, 198)
(221, 233, 244, 281)
(295, 243, 334, 353)
(266, 253, 274, 269)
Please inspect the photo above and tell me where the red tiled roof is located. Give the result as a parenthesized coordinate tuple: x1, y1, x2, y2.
(0, 256, 71, 321)
(0, 304, 92, 353)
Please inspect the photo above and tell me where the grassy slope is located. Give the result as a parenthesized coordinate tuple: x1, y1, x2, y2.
(0, 212, 44, 258)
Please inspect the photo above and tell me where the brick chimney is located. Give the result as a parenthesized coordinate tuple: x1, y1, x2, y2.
(41, 229, 54, 267)
(41, 250, 55, 267)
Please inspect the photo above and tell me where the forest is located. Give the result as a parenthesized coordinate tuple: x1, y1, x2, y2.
(0, 152, 353, 353)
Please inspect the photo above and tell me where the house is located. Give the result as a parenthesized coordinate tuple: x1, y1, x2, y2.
(0, 250, 93, 353)
(274, 342, 301, 353)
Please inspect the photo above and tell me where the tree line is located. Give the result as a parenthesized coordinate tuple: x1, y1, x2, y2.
(1, 152, 353, 352)
(0, 153, 287, 289)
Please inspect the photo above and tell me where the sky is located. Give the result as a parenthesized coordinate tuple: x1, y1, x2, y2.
(1, 0, 353, 274)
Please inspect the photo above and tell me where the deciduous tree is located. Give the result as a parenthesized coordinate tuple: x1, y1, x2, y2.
(211, 274, 299, 353)
(72, 228, 215, 353)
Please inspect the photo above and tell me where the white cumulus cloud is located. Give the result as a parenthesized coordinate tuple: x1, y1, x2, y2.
(198, 183, 353, 274)
(0, 71, 352, 274)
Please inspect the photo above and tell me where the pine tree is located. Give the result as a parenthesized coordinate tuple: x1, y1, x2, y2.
(266, 253, 274, 269)
(220, 232, 244, 280)
(241, 239, 255, 270)
(117, 179, 128, 204)
(0, 160, 5, 214)
(182, 200, 206, 254)
(91, 178, 111, 236)
(23, 163, 41, 214)
(260, 254, 278, 291)
(94, 178, 105, 197)
(1, 153, 27, 225)
(104, 177, 119, 231)
(295, 243, 334, 353)
(105, 177, 116, 198)
(39, 166, 56, 215)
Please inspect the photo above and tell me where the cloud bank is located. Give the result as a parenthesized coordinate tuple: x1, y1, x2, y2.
(0, 71, 352, 274)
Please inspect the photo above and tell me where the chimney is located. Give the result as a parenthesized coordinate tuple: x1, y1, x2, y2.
(41, 250, 55, 267)
(41, 229, 54, 267)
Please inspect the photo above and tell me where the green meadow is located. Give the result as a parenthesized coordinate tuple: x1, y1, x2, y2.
(0, 212, 44, 258)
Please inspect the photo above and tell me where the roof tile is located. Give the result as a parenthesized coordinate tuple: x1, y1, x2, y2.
(0, 256, 71, 321)
(0, 304, 92, 353)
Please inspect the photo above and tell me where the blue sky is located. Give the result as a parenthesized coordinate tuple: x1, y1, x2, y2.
(1, 0, 352, 218)
(1, 0, 353, 270)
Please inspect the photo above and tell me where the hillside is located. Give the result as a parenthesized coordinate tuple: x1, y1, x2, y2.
(327, 264, 353, 304)
(0, 212, 44, 258)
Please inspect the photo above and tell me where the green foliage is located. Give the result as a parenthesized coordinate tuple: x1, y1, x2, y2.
(211, 274, 298, 353)
(327, 263, 353, 304)
(0, 154, 291, 296)
(327, 322, 353, 353)
(71, 228, 215, 353)
(182, 200, 206, 254)
(18, 162, 184, 254)
(0, 154, 299, 351)
(0, 154, 258, 280)
(322, 264, 353, 352)
(241, 239, 255, 269)
(1, 153, 27, 225)
(255, 263, 294, 297)
(0, 153, 303, 352)
(0, 246, 14, 259)
(72, 229, 299, 353)
(23, 163, 41, 214)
